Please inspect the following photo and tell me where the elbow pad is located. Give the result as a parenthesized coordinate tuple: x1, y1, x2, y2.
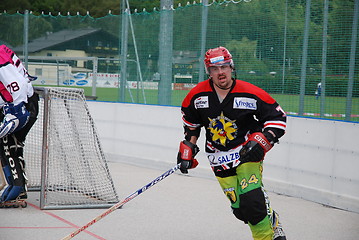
(263, 127, 285, 144)
(184, 126, 201, 141)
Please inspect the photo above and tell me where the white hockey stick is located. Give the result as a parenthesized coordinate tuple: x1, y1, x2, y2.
(0, 161, 6, 191)
(61, 163, 181, 240)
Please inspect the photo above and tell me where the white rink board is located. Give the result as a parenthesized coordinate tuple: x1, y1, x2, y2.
(88, 101, 359, 213)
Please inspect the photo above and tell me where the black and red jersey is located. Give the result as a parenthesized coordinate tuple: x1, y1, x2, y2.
(181, 78, 287, 152)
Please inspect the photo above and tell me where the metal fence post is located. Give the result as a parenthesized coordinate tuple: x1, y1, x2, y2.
(24, 10, 29, 69)
(345, 0, 359, 121)
(198, 0, 208, 83)
(158, 0, 174, 105)
(320, 0, 329, 117)
(299, 0, 311, 116)
(120, 0, 129, 102)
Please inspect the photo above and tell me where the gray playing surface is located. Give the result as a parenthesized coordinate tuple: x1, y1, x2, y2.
(1, 161, 358, 240)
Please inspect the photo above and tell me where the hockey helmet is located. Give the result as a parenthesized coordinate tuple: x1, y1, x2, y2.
(204, 46, 234, 74)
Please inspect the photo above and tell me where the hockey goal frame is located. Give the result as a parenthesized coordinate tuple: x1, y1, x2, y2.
(24, 86, 119, 209)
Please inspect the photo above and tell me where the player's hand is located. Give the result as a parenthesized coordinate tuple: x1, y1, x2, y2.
(177, 140, 199, 174)
(0, 102, 29, 138)
(239, 132, 273, 163)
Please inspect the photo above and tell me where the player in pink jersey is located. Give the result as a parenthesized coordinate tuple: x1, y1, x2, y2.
(0, 45, 39, 207)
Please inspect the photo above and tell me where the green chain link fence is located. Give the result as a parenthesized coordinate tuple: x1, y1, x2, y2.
(0, 0, 358, 121)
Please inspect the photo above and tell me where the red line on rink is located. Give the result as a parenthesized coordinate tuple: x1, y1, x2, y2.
(26, 202, 106, 240)
(0, 226, 72, 229)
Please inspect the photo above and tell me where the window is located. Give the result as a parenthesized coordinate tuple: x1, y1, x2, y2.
(35, 68, 42, 76)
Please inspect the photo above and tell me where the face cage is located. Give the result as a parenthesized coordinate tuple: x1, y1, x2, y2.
(205, 61, 234, 75)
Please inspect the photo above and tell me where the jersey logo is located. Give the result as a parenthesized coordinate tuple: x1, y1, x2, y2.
(233, 97, 257, 110)
(223, 187, 237, 204)
(208, 112, 237, 146)
(194, 96, 209, 109)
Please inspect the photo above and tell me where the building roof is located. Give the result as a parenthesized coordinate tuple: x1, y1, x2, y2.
(13, 28, 102, 53)
(0, 40, 14, 49)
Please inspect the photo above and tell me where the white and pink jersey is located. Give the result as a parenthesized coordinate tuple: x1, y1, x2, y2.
(0, 45, 34, 107)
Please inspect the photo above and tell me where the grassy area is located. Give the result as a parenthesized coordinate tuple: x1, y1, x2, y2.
(36, 85, 359, 122)
(82, 87, 189, 106)
(272, 94, 359, 122)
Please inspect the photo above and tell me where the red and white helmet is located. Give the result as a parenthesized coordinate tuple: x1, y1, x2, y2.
(204, 46, 234, 74)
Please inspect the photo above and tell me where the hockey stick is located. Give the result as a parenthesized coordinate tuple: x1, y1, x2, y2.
(61, 163, 181, 240)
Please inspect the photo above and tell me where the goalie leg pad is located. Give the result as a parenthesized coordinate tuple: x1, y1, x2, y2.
(1, 165, 16, 201)
(1, 185, 24, 201)
(2, 164, 13, 185)
(0, 136, 26, 201)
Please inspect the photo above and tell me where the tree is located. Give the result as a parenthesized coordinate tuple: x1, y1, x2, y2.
(0, 0, 192, 17)
(227, 38, 269, 74)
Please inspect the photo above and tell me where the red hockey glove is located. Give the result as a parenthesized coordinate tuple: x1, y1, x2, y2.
(177, 140, 199, 174)
(239, 132, 273, 163)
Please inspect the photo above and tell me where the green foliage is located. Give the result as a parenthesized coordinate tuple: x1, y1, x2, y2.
(1, 0, 358, 122)
(226, 38, 270, 74)
(0, 0, 193, 16)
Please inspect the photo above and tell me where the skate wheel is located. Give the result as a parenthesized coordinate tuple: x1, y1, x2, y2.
(21, 201, 27, 208)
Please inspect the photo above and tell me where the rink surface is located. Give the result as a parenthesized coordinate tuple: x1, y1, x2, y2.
(1, 161, 359, 240)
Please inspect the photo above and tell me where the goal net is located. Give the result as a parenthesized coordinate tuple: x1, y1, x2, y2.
(23, 87, 119, 209)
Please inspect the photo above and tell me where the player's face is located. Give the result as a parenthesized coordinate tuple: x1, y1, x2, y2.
(209, 64, 233, 90)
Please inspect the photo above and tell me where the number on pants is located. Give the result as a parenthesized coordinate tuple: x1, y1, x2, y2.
(240, 174, 259, 190)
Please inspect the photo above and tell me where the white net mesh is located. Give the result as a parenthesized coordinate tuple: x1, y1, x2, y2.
(25, 87, 118, 209)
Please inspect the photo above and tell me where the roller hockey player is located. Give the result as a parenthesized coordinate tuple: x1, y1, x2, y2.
(177, 47, 287, 239)
(0, 45, 39, 208)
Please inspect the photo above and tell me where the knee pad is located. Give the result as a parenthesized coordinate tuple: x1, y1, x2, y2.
(232, 207, 248, 224)
(238, 188, 268, 225)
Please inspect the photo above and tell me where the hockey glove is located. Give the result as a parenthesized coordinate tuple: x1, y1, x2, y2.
(239, 132, 273, 163)
(177, 140, 199, 174)
(0, 102, 30, 138)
